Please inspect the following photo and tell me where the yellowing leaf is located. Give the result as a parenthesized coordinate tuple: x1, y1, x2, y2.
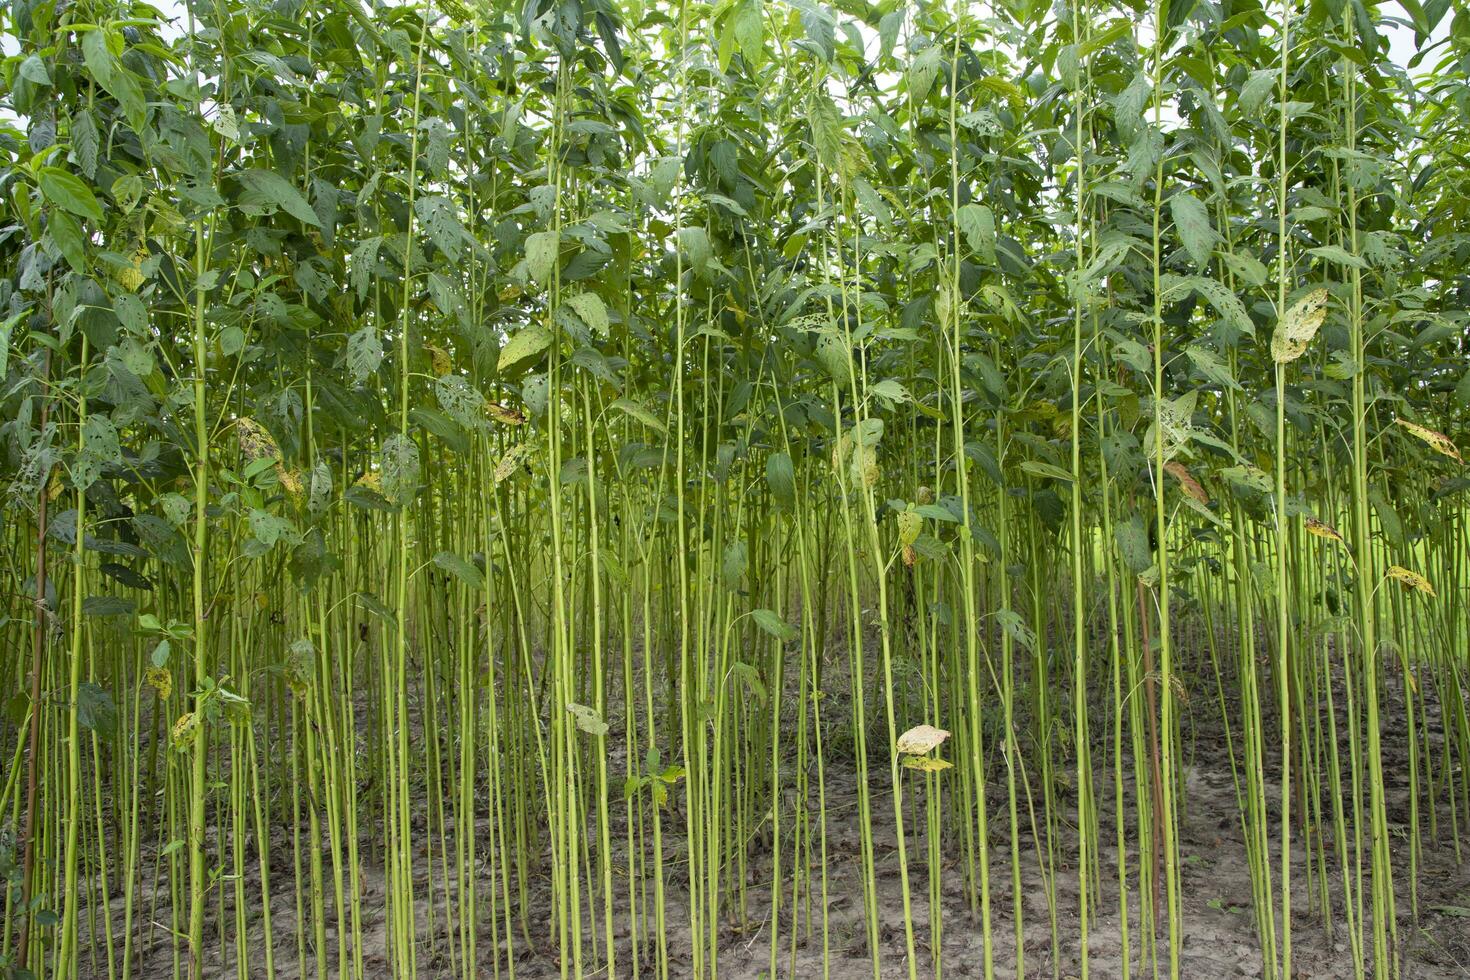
(494, 443, 534, 484)
(1304, 517, 1344, 544)
(1271, 287, 1329, 363)
(896, 723, 951, 756)
(1387, 565, 1435, 597)
(498, 325, 552, 376)
(566, 702, 608, 736)
(896, 509, 921, 547)
(1395, 418, 1462, 464)
(236, 417, 281, 463)
(903, 756, 953, 772)
(425, 344, 452, 376)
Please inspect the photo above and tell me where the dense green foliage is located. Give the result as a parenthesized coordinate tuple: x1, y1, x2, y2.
(2, 0, 1469, 978)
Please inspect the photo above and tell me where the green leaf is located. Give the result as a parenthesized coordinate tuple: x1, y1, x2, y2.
(498, 325, 552, 376)
(565, 292, 609, 336)
(525, 230, 560, 284)
(609, 398, 665, 432)
(47, 210, 87, 272)
(433, 551, 485, 591)
(38, 167, 103, 221)
(1020, 460, 1074, 483)
(77, 681, 118, 737)
(751, 608, 799, 641)
(567, 702, 608, 736)
(870, 379, 912, 404)
(722, 540, 748, 591)
(236, 169, 321, 226)
(82, 595, 136, 617)
(1115, 514, 1153, 574)
(1169, 192, 1217, 267)
(1307, 245, 1368, 270)
(766, 452, 795, 507)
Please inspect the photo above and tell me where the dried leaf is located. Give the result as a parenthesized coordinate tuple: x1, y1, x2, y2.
(485, 402, 528, 426)
(1164, 461, 1209, 504)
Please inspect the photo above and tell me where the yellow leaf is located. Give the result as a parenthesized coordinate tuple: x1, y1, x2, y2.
(276, 465, 303, 496)
(145, 666, 172, 700)
(896, 510, 921, 547)
(1395, 418, 1463, 464)
(1387, 565, 1435, 597)
(903, 756, 953, 772)
(171, 712, 200, 749)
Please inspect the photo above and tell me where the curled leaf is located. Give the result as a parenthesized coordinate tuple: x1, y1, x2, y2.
(485, 401, 528, 426)
(1304, 517, 1344, 544)
(1387, 565, 1435, 597)
(1395, 418, 1462, 464)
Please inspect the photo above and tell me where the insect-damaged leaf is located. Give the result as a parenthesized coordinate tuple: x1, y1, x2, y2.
(235, 169, 321, 226)
(525, 230, 559, 284)
(347, 327, 384, 384)
(498, 325, 552, 376)
(567, 702, 609, 736)
(1271, 288, 1329, 363)
(896, 724, 950, 756)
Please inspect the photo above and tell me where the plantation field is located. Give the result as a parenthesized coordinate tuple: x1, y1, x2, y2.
(4, 0, 1470, 979)
(75, 655, 1470, 979)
